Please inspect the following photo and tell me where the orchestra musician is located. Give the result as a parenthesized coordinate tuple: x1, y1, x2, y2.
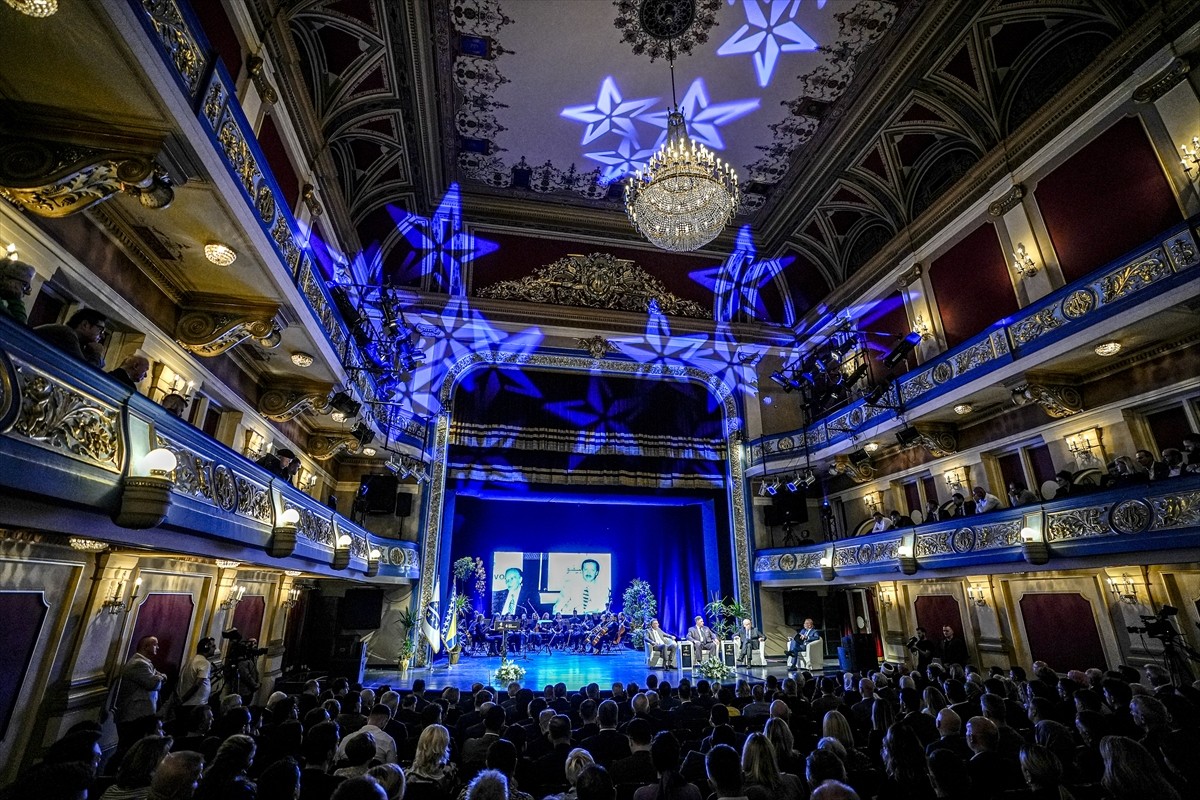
(646, 619, 677, 669)
(589, 613, 620, 655)
(469, 612, 498, 655)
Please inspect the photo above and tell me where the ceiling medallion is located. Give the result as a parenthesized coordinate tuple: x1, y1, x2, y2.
(1094, 341, 1122, 357)
(290, 351, 315, 368)
(615, 0, 722, 61)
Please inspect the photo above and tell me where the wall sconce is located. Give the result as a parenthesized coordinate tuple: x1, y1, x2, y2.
(269, 507, 301, 559)
(366, 547, 381, 578)
(967, 586, 988, 607)
(1011, 243, 1039, 278)
(1107, 574, 1138, 605)
(168, 374, 195, 399)
(863, 441, 880, 454)
(115, 448, 177, 529)
(243, 430, 266, 460)
(879, 589, 894, 611)
(282, 586, 303, 610)
(1066, 428, 1103, 467)
(945, 469, 964, 491)
(102, 576, 141, 615)
(897, 544, 918, 575)
(332, 532, 352, 570)
(864, 492, 879, 512)
(1181, 136, 1199, 175)
(1020, 526, 1049, 565)
(221, 584, 246, 611)
(911, 315, 932, 340)
(819, 555, 835, 582)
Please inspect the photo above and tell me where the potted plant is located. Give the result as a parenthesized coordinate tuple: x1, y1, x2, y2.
(397, 636, 414, 671)
(447, 593, 473, 665)
(704, 595, 748, 641)
(395, 606, 419, 670)
(622, 578, 657, 649)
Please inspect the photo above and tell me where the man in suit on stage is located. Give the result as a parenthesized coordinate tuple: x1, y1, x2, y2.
(736, 618, 764, 666)
(687, 615, 718, 661)
(646, 619, 677, 669)
(787, 618, 820, 670)
(492, 566, 539, 617)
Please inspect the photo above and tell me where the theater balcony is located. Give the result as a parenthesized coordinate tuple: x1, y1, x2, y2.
(0, 315, 419, 583)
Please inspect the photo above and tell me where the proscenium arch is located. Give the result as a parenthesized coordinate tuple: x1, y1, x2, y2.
(416, 349, 754, 640)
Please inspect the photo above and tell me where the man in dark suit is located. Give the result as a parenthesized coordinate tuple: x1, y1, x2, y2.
(687, 616, 719, 661)
(532, 714, 575, 788)
(299, 721, 344, 800)
(939, 624, 970, 666)
(736, 618, 764, 666)
(493, 566, 539, 617)
(579, 699, 631, 767)
(787, 618, 820, 670)
(462, 705, 506, 779)
(609, 718, 656, 786)
(966, 716, 1024, 799)
(926, 708, 973, 762)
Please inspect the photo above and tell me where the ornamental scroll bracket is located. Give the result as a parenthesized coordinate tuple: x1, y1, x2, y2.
(1132, 58, 1190, 103)
(308, 430, 361, 461)
(257, 382, 334, 422)
(987, 184, 1025, 217)
(831, 455, 875, 484)
(0, 113, 175, 217)
(1011, 381, 1083, 418)
(175, 299, 284, 357)
(913, 424, 958, 458)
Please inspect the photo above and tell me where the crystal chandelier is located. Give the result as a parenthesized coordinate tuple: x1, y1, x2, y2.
(4, 0, 57, 17)
(623, 1, 738, 252)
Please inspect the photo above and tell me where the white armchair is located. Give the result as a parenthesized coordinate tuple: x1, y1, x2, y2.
(788, 637, 823, 670)
(733, 634, 767, 666)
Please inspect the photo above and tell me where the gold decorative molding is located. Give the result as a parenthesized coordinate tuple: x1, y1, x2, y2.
(913, 425, 958, 458)
(257, 382, 333, 422)
(1011, 382, 1083, 418)
(307, 431, 361, 461)
(246, 55, 278, 105)
(0, 129, 172, 218)
(477, 252, 712, 319)
(896, 263, 923, 288)
(575, 335, 618, 359)
(987, 184, 1025, 217)
(831, 455, 874, 484)
(1132, 58, 1190, 103)
(175, 300, 282, 357)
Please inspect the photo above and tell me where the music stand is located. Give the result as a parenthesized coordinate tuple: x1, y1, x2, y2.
(493, 618, 521, 660)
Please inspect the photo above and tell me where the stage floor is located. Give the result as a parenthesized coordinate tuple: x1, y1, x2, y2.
(364, 647, 820, 691)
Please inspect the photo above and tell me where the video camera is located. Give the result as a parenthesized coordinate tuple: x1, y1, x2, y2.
(1127, 605, 1179, 640)
(221, 627, 268, 661)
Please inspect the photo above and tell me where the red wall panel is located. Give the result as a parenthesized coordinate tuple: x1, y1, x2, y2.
(192, 0, 244, 81)
(914, 594, 965, 641)
(1019, 592, 1106, 672)
(232, 595, 267, 643)
(0, 592, 48, 740)
(1035, 117, 1181, 282)
(258, 114, 301, 211)
(928, 222, 1018, 348)
(127, 593, 196, 686)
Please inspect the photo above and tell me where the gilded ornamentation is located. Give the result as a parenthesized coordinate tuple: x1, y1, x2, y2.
(1109, 499, 1152, 535)
(1167, 235, 1197, 269)
(913, 427, 957, 458)
(13, 366, 121, 470)
(856, 543, 875, 564)
(212, 465, 237, 512)
(976, 521, 1021, 549)
(1011, 308, 1064, 346)
(987, 184, 1025, 217)
(203, 79, 226, 127)
(950, 527, 977, 553)
(1150, 490, 1200, 530)
(931, 362, 953, 384)
(255, 183, 275, 223)
(308, 432, 361, 461)
(1062, 289, 1096, 319)
(1046, 506, 1110, 541)
(1132, 58, 1190, 103)
(576, 335, 618, 359)
(139, 0, 207, 95)
(1099, 256, 1170, 303)
(257, 383, 333, 422)
(235, 476, 272, 522)
(1011, 382, 1083, 418)
(0, 349, 15, 430)
(155, 436, 213, 500)
(175, 304, 281, 356)
(915, 531, 951, 557)
(755, 555, 774, 572)
(830, 455, 874, 484)
(901, 370, 935, 402)
(779, 553, 797, 572)
(477, 253, 712, 319)
(834, 547, 858, 567)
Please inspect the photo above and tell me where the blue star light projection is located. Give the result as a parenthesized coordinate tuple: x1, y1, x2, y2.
(689, 225, 796, 324)
(560, 76, 758, 183)
(717, 0, 824, 87)
(387, 184, 498, 295)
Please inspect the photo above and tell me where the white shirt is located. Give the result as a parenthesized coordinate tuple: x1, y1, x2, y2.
(336, 723, 397, 764)
(872, 517, 894, 533)
(974, 492, 1000, 513)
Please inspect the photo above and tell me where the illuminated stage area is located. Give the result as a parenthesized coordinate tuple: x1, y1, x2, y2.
(364, 648, 798, 691)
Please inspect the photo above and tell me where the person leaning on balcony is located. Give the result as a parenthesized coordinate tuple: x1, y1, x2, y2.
(0, 259, 35, 324)
(971, 486, 1000, 514)
(34, 307, 108, 368)
(870, 511, 894, 533)
(1007, 482, 1038, 507)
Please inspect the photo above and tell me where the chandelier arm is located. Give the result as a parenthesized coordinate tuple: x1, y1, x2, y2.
(668, 41, 678, 110)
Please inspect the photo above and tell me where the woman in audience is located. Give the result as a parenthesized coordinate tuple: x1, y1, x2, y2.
(633, 732, 700, 800)
(1009, 744, 1072, 800)
(256, 757, 301, 800)
(822, 711, 873, 774)
(367, 763, 406, 800)
(99, 734, 172, 800)
(1071, 710, 1107, 785)
(877, 723, 934, 800)
(805, 749, 847, 796)
(763, 717, 805, 776)
(548, 749, 595, 800)
(1099, 735, 1181, 800)
(923, 686, 949, 718)
(195, 734, 256, 800)
(408, 724, 460, 796)
(928, 749, 971, 800)
(742, 733, 804, 800)
(1032, 721, 1077, 784)
(867, 698, 896, 769)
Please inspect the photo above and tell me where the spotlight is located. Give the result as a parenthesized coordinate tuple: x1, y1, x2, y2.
(895, 426, 922, 447)
(841, 363, 868, 385)
(802, 470, 817, 488)
(350, 422, 374, 446)
(769, 371, 793, 392)
(764, 480, 779, 496)
(384, 455, 401, 475)
(785, 475, 801, 493)
(882, 331, 922, 368)
(864, 380, 891, 406)
(330, 391, 361, 418)
(848, 449, 871, 466)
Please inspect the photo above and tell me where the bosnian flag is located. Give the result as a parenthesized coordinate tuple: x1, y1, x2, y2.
(421, 580, 442, 654)
(441, 586, 458, 652)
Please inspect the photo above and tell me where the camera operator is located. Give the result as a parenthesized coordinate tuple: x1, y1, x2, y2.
(906, 626, 936, 672)
(221, 628, 268, 705)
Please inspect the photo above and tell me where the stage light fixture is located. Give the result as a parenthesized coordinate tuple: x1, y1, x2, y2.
(848, 449, 871, 466)
(764, 480, 779, 496)
(882, 331, 922, 368)
(841, 363, 868, 385)
(864, 380, 891, 406)
(769, 371, 793, 392)
(802, 470, 817, 488)
(330, 391, 361, 418)
(350, 422, 374, 446)
(895, 426, 922, 447)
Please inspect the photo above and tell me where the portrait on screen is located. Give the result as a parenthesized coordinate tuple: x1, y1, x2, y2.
(491, 551, 612, 617)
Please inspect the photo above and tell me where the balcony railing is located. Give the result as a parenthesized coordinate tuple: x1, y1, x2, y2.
(0, 316, 418, 581)
(748, 217, 1200, 471)
(753, 474, 1200, 582)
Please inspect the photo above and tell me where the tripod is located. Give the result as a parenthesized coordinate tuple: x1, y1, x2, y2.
(1159, 634, 1200, 686)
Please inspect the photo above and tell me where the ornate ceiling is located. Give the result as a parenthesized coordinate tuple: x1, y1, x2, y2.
(267, 0, 1155, 326)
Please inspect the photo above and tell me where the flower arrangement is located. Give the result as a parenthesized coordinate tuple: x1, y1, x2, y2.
(492, 658, 525, 685)
(622, 578, 657, 649)
(696, 656, 732, 680)
(454, 556, 488, 597)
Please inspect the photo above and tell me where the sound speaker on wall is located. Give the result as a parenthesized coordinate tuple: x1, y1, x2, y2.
(338, 589, 383, 629)
(360, 475, 398, 514)
(772, 491, 809, 524)
(395, 491, 413, 517)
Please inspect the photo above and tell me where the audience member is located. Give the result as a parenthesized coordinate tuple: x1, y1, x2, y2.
(35, 307, 108, 367)
(0, 259, 35, 323)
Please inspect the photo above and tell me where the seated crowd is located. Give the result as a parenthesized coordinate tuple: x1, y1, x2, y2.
(5, 654, 1199, 800)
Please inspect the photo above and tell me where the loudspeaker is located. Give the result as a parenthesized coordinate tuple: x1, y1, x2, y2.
(329, 641, 367, 684)
(721, 640, 736, 667)
(763, 505, 783, 527)
(360, 475, 398, 514)
(895, 426, 922, 447)
(338, 590, 383, 629)
(332, 634, 360, 658)
(773, 491, 808, 524)
(395, 491, 413, 517)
